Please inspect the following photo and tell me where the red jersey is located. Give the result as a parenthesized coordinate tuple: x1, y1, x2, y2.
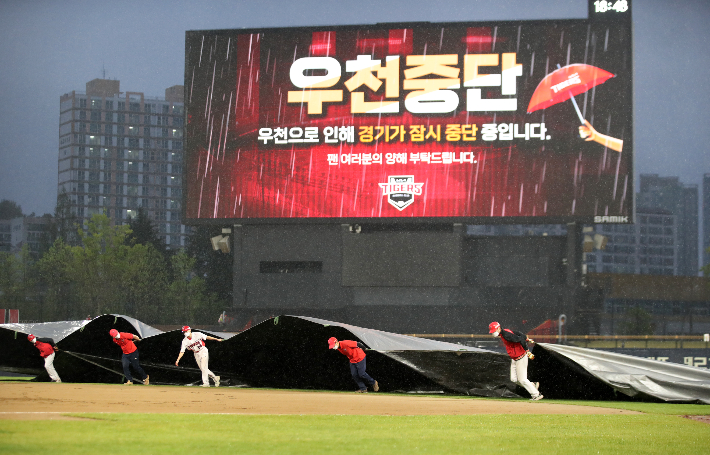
(34, 340, 56, 358)
(112, 332, 137, 355)
(500, 328, 528, 359)
(337, 340, 366, 364)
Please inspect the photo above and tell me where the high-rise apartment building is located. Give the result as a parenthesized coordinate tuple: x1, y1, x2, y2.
(584, 208, 678, 275)
(637, 174, 699, 276)
(58, 79, 187, 248)
(0, 216, 51, 256)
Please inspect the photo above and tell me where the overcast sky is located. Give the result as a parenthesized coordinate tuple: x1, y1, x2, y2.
(0, 0, 708, 216)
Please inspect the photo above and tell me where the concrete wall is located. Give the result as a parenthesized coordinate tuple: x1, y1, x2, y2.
(229, 224, 577, 334)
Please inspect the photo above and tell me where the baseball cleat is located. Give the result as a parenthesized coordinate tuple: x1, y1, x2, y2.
(530, 394, 544, 401)
(214, 376, 220, 387)
(144, 375, 150, 385)
(356, 389, 367, 393)
(201, 384, 210, 387)
(373, 380, 379, 392)
(125, 381, 133, 385)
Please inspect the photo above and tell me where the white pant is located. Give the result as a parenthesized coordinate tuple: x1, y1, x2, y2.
(44, 352, 61, 382)
(194, 349, 217, 386)
(510, 356, 539, 398)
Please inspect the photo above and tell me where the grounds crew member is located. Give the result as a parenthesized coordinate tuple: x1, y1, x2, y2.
(27, 334, 61, 383)
(489, 321, 542, 401)
(109, 329, 149, 385)
(175, 326, 223, 387)
(328, 337, 379, 393)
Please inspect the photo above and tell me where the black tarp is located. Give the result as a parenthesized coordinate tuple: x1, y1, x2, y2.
(3, 314, 710, 403)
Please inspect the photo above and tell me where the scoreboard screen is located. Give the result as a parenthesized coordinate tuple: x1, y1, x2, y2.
(184, 7, 632, 224)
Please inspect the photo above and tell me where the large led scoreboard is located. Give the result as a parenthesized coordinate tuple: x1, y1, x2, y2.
(183, 1, 632, 224)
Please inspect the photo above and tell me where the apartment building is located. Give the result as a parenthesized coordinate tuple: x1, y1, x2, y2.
(58, 79, 187, 248)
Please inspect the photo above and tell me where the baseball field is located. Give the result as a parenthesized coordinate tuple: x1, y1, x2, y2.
(1, 381, 709, 454)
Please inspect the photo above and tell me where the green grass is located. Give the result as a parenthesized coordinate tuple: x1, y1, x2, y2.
(541, 399, 710, 415)
(0, 376, 33, 381)
(1, 413, 709, 455)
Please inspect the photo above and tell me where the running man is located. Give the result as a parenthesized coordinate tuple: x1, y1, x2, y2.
(27, 334, 61, 383)
(489, 321, 542, 401)
(328, 337, 379, 393)
(109, 329, 149, 385)
(175, 326, 222, 387)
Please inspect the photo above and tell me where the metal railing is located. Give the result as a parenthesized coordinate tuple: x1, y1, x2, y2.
(404, 334, 710, 349)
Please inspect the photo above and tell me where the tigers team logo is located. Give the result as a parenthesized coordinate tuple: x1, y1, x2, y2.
(378, 175, 424, 211)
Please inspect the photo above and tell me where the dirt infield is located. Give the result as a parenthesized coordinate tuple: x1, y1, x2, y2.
(0, 383, 642, 419)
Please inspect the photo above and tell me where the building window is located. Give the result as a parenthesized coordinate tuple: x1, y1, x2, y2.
(129, 102, 140, 112)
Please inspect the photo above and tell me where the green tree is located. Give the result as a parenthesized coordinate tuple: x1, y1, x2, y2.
(126, 207, 167, 254)
(166, 250, 221, 325)
(0, 245, 37, 319)
(123, 243, 169, 322)
(47, 190, 80, 246)
(0, 199, 23, 219)
(185, 225, 232, 304)
(35, 213, 220, 324)
(36, 238, 76, 320)
(621, 306, 654, 336)
(37, 214, 130, 319)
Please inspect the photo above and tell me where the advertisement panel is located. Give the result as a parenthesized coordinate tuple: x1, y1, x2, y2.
(184, 12, 632, 223)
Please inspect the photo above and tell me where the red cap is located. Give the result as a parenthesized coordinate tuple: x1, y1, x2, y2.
(109, 329, 119, 338)
(27, 334, 36, 342)
(488, 322, 501, 333)
(182, 326, 191, 333)
(328, 337, 338, 349)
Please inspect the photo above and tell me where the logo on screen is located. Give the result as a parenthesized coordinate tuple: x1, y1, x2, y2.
(379, 176, 424, 211)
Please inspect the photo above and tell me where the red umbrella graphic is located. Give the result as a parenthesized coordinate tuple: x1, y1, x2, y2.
(527, 64, 615, 124)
